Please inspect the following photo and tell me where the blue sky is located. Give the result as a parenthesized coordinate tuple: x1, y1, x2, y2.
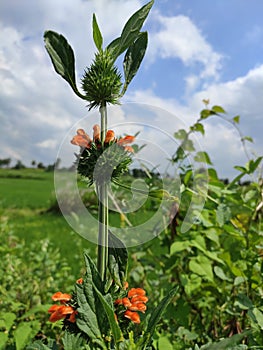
(0, 0, 262, 178)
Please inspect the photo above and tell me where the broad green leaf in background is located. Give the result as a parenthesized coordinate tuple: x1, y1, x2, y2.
(44, 31, 84, 99)
(92, 14, 103, 52)
(122, 32, 148, 96)
(194, 151, 213, 165)
(137, 287, 178, 349)
(14, 321, 40, 350)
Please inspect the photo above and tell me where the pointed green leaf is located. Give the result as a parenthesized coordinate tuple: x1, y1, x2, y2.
(190, 122, 205, 135)
(122, 32, 148, 95)
(200, 108, 215, 119)
(233, 115, 240, 124)
(241, 136, 253, 143)
(107, 0, 154, 60)
(108, 230, 128, 287)
(194, 151, 213, 165)
(138, 287, 178, 349)
(189, 256, 214, 282)
(44, 30, 84, 98)
(212, 105, 226, 114)
(92, 283, 124, 344)
(92, 14, 103, 52)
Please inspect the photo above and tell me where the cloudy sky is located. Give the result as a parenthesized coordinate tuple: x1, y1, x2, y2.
(1, 0, 263, 179)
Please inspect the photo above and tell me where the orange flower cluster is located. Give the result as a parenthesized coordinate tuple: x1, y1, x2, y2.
(71, 124, 135, 152)
(48, 291, 77, 323)
(115, 287, 148, 324)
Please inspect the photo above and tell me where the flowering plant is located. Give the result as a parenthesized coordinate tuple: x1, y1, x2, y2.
(36, 1, 178, 349)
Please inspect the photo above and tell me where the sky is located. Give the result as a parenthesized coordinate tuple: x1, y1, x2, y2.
(1, 0, 263, 179)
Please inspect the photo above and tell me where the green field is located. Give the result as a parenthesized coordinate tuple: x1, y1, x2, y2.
(0, 169, 94, 275)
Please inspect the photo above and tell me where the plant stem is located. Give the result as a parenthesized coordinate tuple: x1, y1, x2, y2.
(97, 102, 109, 281)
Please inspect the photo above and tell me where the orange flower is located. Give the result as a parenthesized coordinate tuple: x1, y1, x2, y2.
(122, 297, 132, 308)
(131, 295, 148, 304)
(51, 292, 71, 303)
(48, 305, 75, 323)
(71, 129, 91, 148)
(124, 310, 141, 324)
(128, 288, 146, 298)
(104, 130, 115, 143)
(76, 278, 83, 284)
(123, 281, 129, 290)
(118, 135, 135, 145)
(129, 302, 147, 313)
(93, 124, 100, 141)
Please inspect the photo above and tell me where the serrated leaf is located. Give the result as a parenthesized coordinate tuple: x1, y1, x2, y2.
(108, 0, 153, 61)
(212, 105, 226, 114)
(122, 32, 148, 95)
(137, 287, 178, 349)
(108, 230, 128, 287)
(75, 283, 105, 347)
(92, 14, 103, 52)
(44, 30, 83, 98)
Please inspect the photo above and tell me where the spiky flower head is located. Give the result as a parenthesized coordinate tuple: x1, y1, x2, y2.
(81, 50, 122, 110)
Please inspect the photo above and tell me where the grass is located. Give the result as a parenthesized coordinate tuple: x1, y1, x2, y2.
(0, 168, 95, 275)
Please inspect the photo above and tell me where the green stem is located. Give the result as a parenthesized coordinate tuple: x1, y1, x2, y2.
(97, 101, 109, 281)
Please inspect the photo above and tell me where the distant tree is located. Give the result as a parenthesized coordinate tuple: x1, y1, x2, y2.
(13, 160, 25, 170)
(0, 158, 11, 168)
(31, 160, 36, 167)
(37, 162, 45, 169)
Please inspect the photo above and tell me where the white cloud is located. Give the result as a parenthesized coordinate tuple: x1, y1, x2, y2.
(149, 14, 223, 82)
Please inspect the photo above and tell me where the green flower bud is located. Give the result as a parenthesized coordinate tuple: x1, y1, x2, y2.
(81, 50, 122, 110)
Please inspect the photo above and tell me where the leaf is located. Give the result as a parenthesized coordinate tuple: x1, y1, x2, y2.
(92, 283, 124, 344)
(233, 115, 240, 124)
(247, 156, 263, 173)
(200, 109, 215, 119)
(189, 256, 214, 282)
(137, 287, 178, 349)
(214, 266, 231, 281)
(75, 283, 105, 347)
(62, 332, 84, 350)
(174, 129, 187, 140)
(158, 336, 174, 350)
(108, 230, 128, 287)
(44, 31, 83, 98)
(235, 294, 253, 310)
(26, 340, 58, 350)
(241, 136, 253, 143)
(216, 203, 231, 227)
(122, 32, 148, 95)
(0, 312, 16, 332)
(170, 240, 190, 254)
(194, 151, 213, 165)
(212, 105, 226, 114)
(108, 0, 154, 61)
(190, 122, 205, 135)
(14, 322, 38, 350)
(201, 330, 251, 349)
(92, 14, 103, 52)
